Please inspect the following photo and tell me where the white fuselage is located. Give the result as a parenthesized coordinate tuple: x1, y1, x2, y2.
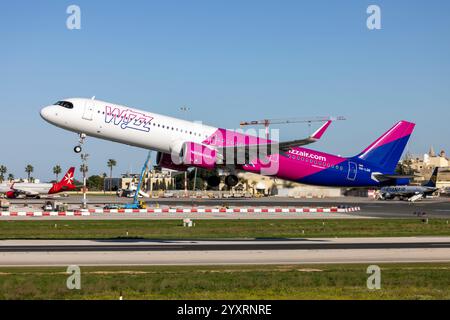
(0, 183, 53, 195)
(40, 98, 218, 156)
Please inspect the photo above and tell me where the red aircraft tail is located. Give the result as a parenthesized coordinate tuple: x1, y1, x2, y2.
(60, 167, 76, 188)
(49, 167, 76, 194)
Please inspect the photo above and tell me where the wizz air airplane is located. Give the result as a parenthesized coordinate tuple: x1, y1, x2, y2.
(0, 167, 76, 199)
(40, 98, 415, 188)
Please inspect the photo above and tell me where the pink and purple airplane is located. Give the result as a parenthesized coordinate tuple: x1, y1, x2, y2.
(40, 98, 415, 188)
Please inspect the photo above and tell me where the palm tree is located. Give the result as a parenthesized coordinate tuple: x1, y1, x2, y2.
(0, 165, 7, 183)
(102, 173, 108, 193)
(25, 165, 34, 182)
(8, 174, 14, 182)
(107, 159, 117, 191)
(53, 165, 62, 181)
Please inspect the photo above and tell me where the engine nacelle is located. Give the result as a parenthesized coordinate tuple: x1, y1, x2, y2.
(156, 152, 190, 172)
(181, 142, 217, 170)
(5, 191, 18, 199)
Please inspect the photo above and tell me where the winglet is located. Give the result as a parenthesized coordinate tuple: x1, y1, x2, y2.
(311, 120, 332, 140)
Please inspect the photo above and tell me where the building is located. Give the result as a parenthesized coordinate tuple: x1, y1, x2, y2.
(236, 172, 342, 197)
(400, 147, 450, 188)
(105, 168, 175, 192)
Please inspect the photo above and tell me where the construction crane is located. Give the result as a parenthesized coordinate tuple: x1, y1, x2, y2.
(121, 151, 152, 210)
(240, 116, 346, 139)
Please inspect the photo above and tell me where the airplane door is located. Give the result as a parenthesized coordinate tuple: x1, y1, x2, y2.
(347, 162, 357, 181)
(82, 101, 95, 121)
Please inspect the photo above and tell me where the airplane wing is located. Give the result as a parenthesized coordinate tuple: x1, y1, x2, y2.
(216, 120, 332, 163)
(277, 120, 332, 151)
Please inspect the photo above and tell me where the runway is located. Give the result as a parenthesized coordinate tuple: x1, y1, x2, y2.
(1, 237, 450, 266)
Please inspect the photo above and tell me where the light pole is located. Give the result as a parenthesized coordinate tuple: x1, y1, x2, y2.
(193, 167, 198, 192)
(184, 171, 188, 197)
(80, 153, 89, 209)
(180, 106, 191, 198)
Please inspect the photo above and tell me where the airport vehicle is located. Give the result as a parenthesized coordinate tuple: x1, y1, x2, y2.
(103, 201, 147, 210)
(42, 200, 68, 212)
(0, 167, 77, 199)
(379, 168, 439, 201)
(41, 98, 415, 188)
(0, 199, 10, 211)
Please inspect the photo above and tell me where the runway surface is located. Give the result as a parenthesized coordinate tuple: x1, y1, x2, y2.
(6, 196, 450, 219)
(1, 237, 450, 266)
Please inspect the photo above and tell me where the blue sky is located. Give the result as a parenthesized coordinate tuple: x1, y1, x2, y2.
(1, 1, 449, 181)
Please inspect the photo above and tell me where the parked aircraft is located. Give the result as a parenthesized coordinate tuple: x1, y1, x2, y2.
(379, 167, 439, 201)
(0, 167, 76, 199)
(40, 98, 415, 188)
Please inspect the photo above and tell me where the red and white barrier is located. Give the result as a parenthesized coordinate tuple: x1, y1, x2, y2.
(0, 206, 361, 217)
(0, 211, 91, 217)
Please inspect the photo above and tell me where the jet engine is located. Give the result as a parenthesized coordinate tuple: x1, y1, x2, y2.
(156, 152, 190, 172)
(5, 191, 18, 199)
(181, 142, 217, 170)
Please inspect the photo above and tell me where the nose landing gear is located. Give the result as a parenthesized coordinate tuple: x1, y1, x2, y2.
(74, 133, 87, 153)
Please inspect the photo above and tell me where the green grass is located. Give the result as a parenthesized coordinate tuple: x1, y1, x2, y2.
(0, 219, 449, 240)
(0, 263, 449, 300)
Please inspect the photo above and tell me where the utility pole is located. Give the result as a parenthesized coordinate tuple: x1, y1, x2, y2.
(193, 167, 198, 192)
(80, 153, 89, 209)
(180, 106, 191, 198)
(184, 171, 188, 198)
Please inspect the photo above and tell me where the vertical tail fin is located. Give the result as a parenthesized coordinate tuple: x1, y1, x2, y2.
(424, 167, 439, 188)
(356, 121, 415, 172)
(60, 167, 75, 187)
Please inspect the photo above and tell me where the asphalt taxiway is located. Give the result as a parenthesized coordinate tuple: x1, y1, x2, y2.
(5, 196, 450, 219)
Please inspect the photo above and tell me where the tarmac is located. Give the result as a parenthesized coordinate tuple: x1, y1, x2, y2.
(3, 196, 450, 219)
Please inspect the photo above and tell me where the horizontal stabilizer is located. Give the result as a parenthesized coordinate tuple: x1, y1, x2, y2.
(373, 173, 416, 182)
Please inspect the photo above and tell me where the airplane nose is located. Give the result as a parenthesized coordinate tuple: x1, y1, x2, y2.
(40, 106, 52, 121)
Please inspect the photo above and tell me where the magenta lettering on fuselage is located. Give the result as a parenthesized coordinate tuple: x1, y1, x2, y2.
(105, 106, 153, 132)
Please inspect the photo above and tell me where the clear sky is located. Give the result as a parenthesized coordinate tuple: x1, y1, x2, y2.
(1, 1, 449, 181)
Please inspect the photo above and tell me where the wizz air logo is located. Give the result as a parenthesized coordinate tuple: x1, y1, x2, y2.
(105, 106, 153, 132)
(288, 149, 327, 162)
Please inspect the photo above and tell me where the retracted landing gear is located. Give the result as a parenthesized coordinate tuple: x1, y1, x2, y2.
(74, 133, 86, 153)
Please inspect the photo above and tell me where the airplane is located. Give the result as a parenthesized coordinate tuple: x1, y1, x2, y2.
(0, 167, 77, 199)
(40, 98, 415, 189)
(379, 167, 439, 201)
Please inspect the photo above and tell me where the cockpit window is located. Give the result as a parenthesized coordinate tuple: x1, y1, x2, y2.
(54, 101, 74, 109)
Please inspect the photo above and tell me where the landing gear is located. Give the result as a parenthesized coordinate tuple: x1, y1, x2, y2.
(225, 175, 239, 187)
(207, 176, 221, 188)
(74, 133, 86, 154)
